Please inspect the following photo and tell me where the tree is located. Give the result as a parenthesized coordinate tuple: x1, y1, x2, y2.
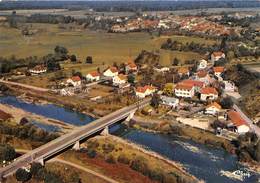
(128, 74, 135, 84)
(15, 168, 32, 182)
(151, 94, 161, 109)
(86, 56, 93, 64)
(163, 83, 174, 96)
(70, 55, 77, 62)
(220, 97, 233, 109)
(172, 58, 179, 66)
(30, 162, 44, 177)
(0, 144, 16, 162)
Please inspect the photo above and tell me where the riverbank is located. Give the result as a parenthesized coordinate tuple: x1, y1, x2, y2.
(61, 135, 202, 183)
(0, 103, 74, 133)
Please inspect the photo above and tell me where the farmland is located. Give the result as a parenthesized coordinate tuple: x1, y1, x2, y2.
(0, 23, 214, 65)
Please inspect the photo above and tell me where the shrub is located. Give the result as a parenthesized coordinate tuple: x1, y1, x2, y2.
(15, 168, 32, 182)
(117, 154, 130, 165)
(130, 156, 149, 176)
(44, 172, 63, 183)
(102, 143, 115, 154)
(105, 154, 116, 164)
(86, 149, 97, 159)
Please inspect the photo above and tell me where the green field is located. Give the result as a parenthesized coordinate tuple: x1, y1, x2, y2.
(0, 23, 213, 65)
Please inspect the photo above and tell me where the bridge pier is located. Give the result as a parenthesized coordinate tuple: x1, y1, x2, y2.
(37, 158, 45, 166)
(72, 141, 81, 150)
(125, 110, 136, 122)
(101, 126, 109, 136)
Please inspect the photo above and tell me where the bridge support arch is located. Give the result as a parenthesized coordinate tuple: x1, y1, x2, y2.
(125, 110, 136, 122)
(101, 126, 109, 136)
(37, 158, 45, 166)
(72, 141, 81, 150)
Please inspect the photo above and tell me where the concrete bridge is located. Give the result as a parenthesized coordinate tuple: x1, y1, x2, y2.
(0, 98, 151, 179)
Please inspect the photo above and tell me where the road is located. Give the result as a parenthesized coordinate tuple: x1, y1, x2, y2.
(0, 79, 49, 92)
(0, 98, 150, 179)
(233, 104, 260, 137)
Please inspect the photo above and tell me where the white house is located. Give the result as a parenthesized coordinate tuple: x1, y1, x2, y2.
(197, 59, 208, 70)
(228, 110, 250, 134)
(211, 51, 225, 62)
(160, 96, 179, 108)
(135, 85, 156, 98)
(196, 70, 212, 85)
(86, 71, 100, 82)
(125, 61, 138, 73)
(205, 102, 222, 115)
(181, 80, 205, 93)
(103, 67, 118, 77)
(66, 76, 81, 87)
(29, 65, 47, 75)
(223, 81, 236, 92)
(113, 74, 127, 86)
(213, 66, 224, 78)
(200, 87, 218, 101)
(174, 83, 195, 98)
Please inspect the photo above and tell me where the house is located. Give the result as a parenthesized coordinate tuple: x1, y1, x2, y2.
(178, 67, 190, 77)
(113, 74, 127, 86)
(86, 71, 100, 82)
(211, 51, 225, 62)
(174, 83, 195, 98)
(160, 96, 179, 108)
(181, 80, 205, 92)
(66, 76, 81, 87)
(125, 61, 138, 73)
(135, 85, 156, 98)
(197, 59, 208, 70)
(200, 87, 218, 101)
(227, 110, 250, 134)
(154, 66, 170, 73)
(213, 67, 224, 78)
(196, 70, 212, 85)
(29, 65, 47, 75)
(205, 102, 221, 115)
(103, 67, 118, 77)
(223, 81, 236, 92)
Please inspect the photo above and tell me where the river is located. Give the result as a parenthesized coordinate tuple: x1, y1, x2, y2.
(0, 95, 259, 183)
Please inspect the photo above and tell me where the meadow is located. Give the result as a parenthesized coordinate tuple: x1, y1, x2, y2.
(0, 23, 215, 66)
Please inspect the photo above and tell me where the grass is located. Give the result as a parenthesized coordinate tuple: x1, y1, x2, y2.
(1, 23, 210, 66)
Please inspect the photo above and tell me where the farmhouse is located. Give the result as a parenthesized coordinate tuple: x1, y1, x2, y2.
(211, 51, 225, 62)
(181, 80, 205, 92)
(227, 110, 250, 134)
(125, 61, 138, 73)
(103, 67, 118, 77)
(113, 74, 127, 86)
(200, 87, 218, 101)
(135, 85, 156, 98)
(213, 67, 224, 78)
(29, 65, 47, 75)
(205, 102, 221, 115)
(174, 83, 195, 98)
(67, 76, 81, 87)
(86, 71, 100, 82)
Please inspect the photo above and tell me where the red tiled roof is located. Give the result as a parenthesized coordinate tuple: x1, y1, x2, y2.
(182, 80, 204, 88)
(200, 87, 218, 95)
(228, 110, 248, 127)
(118, 74, 127, 81)
(207, 102, 222, 110)
(106, 66, 118, 73)
(178, 67, 189, 74)
(213, 67, 224, 73)
(136, 85, 155, 93)
(71, 76, 81, 82)
(89, 71, 100, 77)
(175, 83, 194, 90)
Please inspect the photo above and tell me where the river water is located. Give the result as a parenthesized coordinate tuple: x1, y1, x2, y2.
(0, 95, 259, 183)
